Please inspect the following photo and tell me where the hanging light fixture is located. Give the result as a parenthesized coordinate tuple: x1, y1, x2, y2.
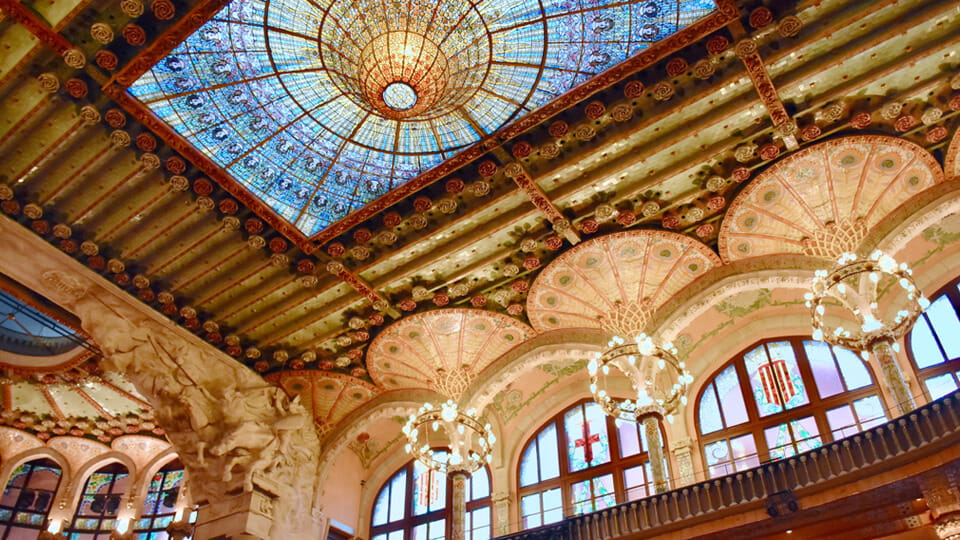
(402, 399, 495, 474)
(807, 250, 928, 414)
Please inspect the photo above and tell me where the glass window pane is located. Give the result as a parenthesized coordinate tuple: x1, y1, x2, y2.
(925, 373, 959, 400)
(833, 346, 872, 391)
(704, 440, 733, 478)
(826, 404, 858, 439)
(790, 416, 822, 453)
(803, 340, 844, 398)
(542, 488, 562, 524)
(519, 440, 540, 487)
(616, 419, 642, 457)
(765, 423, 793, 460)
(469, 507, 490, 540)
(928, 296, 960, 360)
(564, 403, 610, 472)
(413, 462, 445, 516)
(520, 493, 541, 527)
(715, 365, 749, 427)
(767, 341, 810, 410)
(852, 395, 886, 429)
(730, 434, 759, 471)
(537, 424, 560, 481)
(594, 475, 616, 511)
(745, 345, 784, 417)
(468, 467, 490, 501)
(623, 465, 648, 501)
(571, 475, 614, 515)
(388, 470, 406, 522)
(912, 316, 946, 369)
(698, 384, 723, 434)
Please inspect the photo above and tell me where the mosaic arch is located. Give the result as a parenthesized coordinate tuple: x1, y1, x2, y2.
(366, 308, 535, 397)
(266, 371, 378, 436)
(129, 0, 718, 236)
(526, 230, 721, 333)
(719, 135, 945, 263)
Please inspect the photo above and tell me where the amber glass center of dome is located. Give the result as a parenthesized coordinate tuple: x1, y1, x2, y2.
(318, 1, 492, 120)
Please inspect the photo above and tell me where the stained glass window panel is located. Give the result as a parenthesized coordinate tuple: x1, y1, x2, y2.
(745, 345, 783, 417)
(616, 418, 643, 457)
(767, 341, 809, 410)
(130, 0, 718, 236)
(912, 316, 946, 368)
(698, 384, 723, 434)
(412, 462, 446, 516)
(570, 474, 615, 515)
(564, 403, 610, 472)
(803, 340, 844, 398)
(715, 364, 749, 427)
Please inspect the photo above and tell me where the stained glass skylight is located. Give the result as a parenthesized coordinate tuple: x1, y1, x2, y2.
(130, 0, 717, 236)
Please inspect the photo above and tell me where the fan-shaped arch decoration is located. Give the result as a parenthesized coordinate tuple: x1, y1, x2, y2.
(719, 135, 944, 263)
(525, 230, 721, 334)
(946, 127, 960, 179)
(265, 371, 378, 436)
(366, 309, 535, 398)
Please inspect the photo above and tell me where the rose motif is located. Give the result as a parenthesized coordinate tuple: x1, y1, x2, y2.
(91, 23, 114, 44)
(921, 108, 943, 126)
(477, 160, 498, 177)
(470, 295, 487, 307)
(880, 102, 902, 120)
(449, 283, 469, 297)
(759, 143, 780, 160)
(196, 196, 215, 212)
(512, 141, 533, 159)
(850, 112, 872, 129)
(378, 231, 398, 245)
(706, 35, 729, 55)
(503, 162, 524, 178)
(247, 235, 266, 249)
(748, 7, 773, 28)
(161, 303, 178, 315)
(413, 196, 432, 212)
(623, 80, 645, 98)
(540, 142, 561, 159)
(666, 58, 688, 78)
(60, 240, 78, 253)
(707, 196, 726, 211)
(95, 50, 118, 70)
(445, 178, 465, 194)
(949, 94, 960, 112)
(246, 347, 262, 359)
(379, 212, 401, 228)
(695, 223, 715, 238)
(617, 211, 637, 226)
(584, 100, 606, 120)
(545, 236, 563, 250)
(471, 181, 491, 197)
(136, 133, 157, 152)
(296, 259, 315, 273)
(350, 245, 371, 260)
(692, 59, 715, 79)
(88, 255, 106, 270)
(369, 312, 385, 325)
(573, 125, 596, 141)
(151, 0, 175, 19)
(606, 104, 632, 123)
(226, 345, 242, 356)
(53, 223, 72, 239)
(36, 73, 60, 93)
(507, 303, 524, 316)
(107, 258, 125, 273)
(140, 153, 160, 169)
(267, 238, 287, 253)
(218, 199, 238, 214)
(318, 360, 334, 370)
(502, 263, 519, 277)
(353, 228, 372, 243)
(288, 359, 304, 370)
(799, 124, 821, 141)
(734, 39, 757, 58)
(351, 367, 367, 378)
(65, 78, 88, 98)
(165, 156, 186, 173)
(299, 274, 318, 287)
(347, 348, 363, 360)
(63, 48, 86, 69)
(31, 220, 50, 234)
(523, 256, 540, 270)
(778, 15, 803, 37)
(520, 238, 538, 252)
(133, 274, 151, 289)
(579, 218, 599, 233)
(651, 82, 674, 101)
(120, 0, 144, 16)
(22, 203, 42, 220)
(548, 120, 569, 138)
(511, 280, 529, 293)
(399, 298, 417, 311)
(437, 198, 457, 214)
(245, 218, 264, 234)
(273, 350, 289, 363)
(326, 242, 345, 257)
(410, 214, 428, 229)
(104, 109, 126, 128)
(114, 272, 130, 286)
(894, 115, 917, 132)
(157, 291, 174, 304)
(254, 361, 269, 372)
(121, 24, 146, 46)
(734, 144, 756, 163)
(926, 126, 948, 143)
(662, 214, 681, 229)
(138, 288, 155, 302)
(686, 207, 705, 221)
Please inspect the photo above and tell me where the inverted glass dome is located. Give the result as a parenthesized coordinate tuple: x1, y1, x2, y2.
(130, 0, 717, 236)
(0, 290, 79, 357)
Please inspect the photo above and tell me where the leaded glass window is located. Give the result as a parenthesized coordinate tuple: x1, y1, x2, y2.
(371, 459, 490, 540)
(67, 463, 131, 539)
(134, 460, 185, 539)
(697, 337, 888, 478)
(0, 459, 61, 539)
(518, 400, 666, 530)
(907, 279, 960, 399)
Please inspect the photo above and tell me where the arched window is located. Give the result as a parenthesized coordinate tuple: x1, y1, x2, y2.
(371, 457, 491, 540)
(67, 463, 131, 539)
(517, 400, 666, 530)
(697, 338, 887, 479)
(134, 460, 185, 538)
(0, 458, 62, 538)
(907, 278, 960, 399)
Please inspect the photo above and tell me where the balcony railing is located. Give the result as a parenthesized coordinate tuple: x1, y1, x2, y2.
(496, 390, 960, 540)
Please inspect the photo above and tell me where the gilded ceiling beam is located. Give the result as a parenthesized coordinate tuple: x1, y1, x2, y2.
(503, 163, 580, 245)
(734, 38, 798, 150)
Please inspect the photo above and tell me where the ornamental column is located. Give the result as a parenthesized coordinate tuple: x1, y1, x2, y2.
(641, 415, 668, 494)
(449, 468, 470, 540)
(669, 438, 696, 487)
(872, 340, 915, 415)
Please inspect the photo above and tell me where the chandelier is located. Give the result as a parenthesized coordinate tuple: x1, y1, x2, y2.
(402, 400, 495, 473)
(807, 251, 929, 350)
(588, 333, 693, 424)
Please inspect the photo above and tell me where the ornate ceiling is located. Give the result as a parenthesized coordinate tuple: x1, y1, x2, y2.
(0, 0, 959, 444)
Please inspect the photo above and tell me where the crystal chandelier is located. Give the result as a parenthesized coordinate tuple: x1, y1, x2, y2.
(807, 250, 928, 414)
(402, 400, 495, 474)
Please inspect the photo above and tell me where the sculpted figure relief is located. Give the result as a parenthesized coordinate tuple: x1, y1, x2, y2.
(40, 270, 320, 536)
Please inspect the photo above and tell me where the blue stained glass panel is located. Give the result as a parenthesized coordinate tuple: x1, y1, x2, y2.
(130, 0, 718, 236)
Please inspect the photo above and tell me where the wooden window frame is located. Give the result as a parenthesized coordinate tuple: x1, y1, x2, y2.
(905, 276, 960, 399)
